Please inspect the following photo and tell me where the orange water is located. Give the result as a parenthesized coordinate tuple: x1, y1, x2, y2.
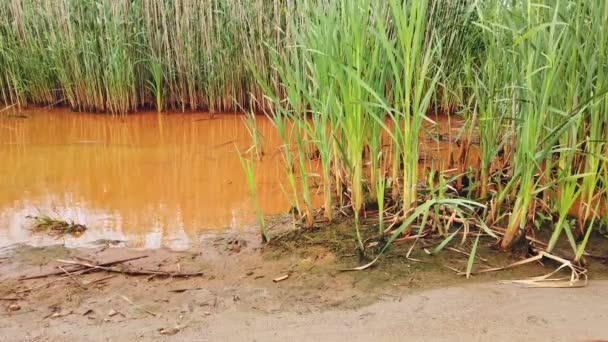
(0, 109, 476, 249)
(0, 109, 300, 249)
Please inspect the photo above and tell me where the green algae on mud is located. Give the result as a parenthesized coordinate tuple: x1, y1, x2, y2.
(28, 215, 87, 238)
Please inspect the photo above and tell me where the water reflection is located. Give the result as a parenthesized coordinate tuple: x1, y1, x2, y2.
(0, 109, 294, 248)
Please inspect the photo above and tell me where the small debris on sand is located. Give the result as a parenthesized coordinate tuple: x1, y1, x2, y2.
(273, 275, 289, 282)
(158, 326, 182, 336)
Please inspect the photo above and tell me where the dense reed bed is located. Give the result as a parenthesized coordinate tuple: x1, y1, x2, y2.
(2, 0, 607, 272)
(0, 0, 287, 113)
(1, 0, 471, 114)
(248, 0, 608, 272)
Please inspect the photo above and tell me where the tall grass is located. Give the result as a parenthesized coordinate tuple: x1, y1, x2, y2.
(251, 0, 608, 260)
(478, 0, 608, 253)
(0, 0, 286, 114)
(237, 148, 268, 242)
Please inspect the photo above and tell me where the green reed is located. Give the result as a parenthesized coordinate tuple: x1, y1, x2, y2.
(237, 148, 268, 242)
(243, 0, 608, 260)
(146, 60, 164, 113)
(243, 111, 264, 161)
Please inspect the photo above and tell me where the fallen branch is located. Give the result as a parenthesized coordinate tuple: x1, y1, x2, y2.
(20, 255, 149, 280)
(57, 259, 204, 278)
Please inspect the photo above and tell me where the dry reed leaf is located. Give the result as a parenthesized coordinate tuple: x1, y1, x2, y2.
(475, 251, 588, 288)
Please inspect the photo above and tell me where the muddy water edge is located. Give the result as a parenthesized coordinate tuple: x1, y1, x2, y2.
(2, 109, 608, 340)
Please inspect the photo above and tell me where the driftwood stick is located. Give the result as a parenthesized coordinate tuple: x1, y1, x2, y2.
(16, 274, 118, 295)
(58, 266, 85, 289)
(20, 255, 149, 280)
(16, 276, 68, 293)
(56, 259, 204, 278)
(82, 274, 117, 285)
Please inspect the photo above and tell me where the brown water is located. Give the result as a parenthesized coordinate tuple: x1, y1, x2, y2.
(0, 109, 302, 249)
(0, 109, 472, 250)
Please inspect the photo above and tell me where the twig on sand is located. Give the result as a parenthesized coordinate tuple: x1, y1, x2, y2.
(58, 266, 85, 289)
(20, 255, 149, 280)
(16, 276, 69, 293)
(168, 287, 205, 293)
(119, 295, 159, 317)
(82, 275, 117, 285)
(56, 259, 204, 278)
(0, 309, 34, 317)
(443, 264, 463, 274)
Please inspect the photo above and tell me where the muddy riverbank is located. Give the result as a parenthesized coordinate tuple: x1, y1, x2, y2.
(2, 223, 608, 341)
